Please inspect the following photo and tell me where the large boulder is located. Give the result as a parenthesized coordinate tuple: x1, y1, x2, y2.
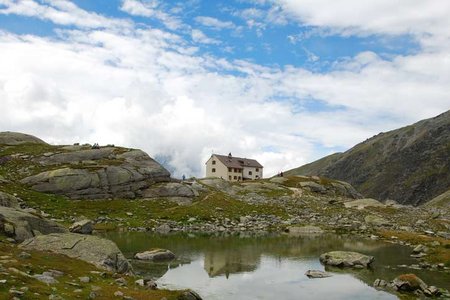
(0, 131, 47, 145)
(319, 251, 374, 268)
(0, 207, 67, 242)
(0, 191, 20, 208)
(20, 149, 171, 199)
(20, 233, 132, 274)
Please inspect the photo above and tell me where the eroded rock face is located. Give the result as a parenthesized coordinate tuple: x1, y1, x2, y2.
(319, 251, 374, 268)
(20, 149, 171, 199)
(0, 207, 67, 242)
(20, 233, 132, 274)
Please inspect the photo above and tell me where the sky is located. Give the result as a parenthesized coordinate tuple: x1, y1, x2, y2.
(0, 0, 449, 178)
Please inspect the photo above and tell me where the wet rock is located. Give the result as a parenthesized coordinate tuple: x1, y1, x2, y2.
(134, 249, 175, 261)
(155, 224, 171, 234)
(20, 233, 132, 274)
(69, 219, 94, 234)
(178, 290, 203, 300)
(392, 274, 428, 292)
(305, 270, 332, 278)
(319, 251, 374, 268)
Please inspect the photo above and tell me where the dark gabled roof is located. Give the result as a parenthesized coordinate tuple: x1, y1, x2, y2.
(212, 154, 263, 168)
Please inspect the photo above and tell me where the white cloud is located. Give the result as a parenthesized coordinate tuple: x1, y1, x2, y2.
(120, 0, 183, 30)
(0, 1, 449, 179)
(191, 29, 221, 45)
(195, 16, 235, 30)
(0, 0, 131, 29)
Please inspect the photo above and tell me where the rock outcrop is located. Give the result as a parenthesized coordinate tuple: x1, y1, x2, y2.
(0, 207, 67, 242)
(319, 251, 374, 268)
(69, 219, 94, 234)
(20, 149, 171, 199)
(286, 110, 450, 206)
(20, 233, 132, 274)
(0, 131, 47, 145)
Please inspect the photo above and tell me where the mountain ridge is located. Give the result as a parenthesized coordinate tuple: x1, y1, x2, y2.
(285, 110, 450, 206)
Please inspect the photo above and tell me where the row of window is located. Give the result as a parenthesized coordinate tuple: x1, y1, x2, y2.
(211, 168, 259, 174)
(229, 175, 241, 180)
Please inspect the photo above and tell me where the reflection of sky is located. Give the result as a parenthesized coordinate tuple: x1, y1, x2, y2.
(157, 255, 396, 300)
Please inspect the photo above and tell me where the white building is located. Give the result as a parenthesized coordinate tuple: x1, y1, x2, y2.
(205, 153, 263, 182)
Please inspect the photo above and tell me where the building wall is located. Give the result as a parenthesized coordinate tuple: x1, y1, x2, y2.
(205, 155, 262, 182)
(242, 166, 263, 180)
(205, 155, 228, 179)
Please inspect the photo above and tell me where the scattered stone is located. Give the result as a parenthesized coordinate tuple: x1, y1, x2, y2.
(412, 244, 428, 254)
(33, 274, 58, 285)
(155, 224, 171, 234)
(114, 291, 124, 297)
(134, 249, 175, 261)
(305, 270, 332, 278)
(373, 279, 388, 288)
(69, 219, 94, 234)
(79, 276, 90, 283)
(319, 251, 374, 268)
(18, 251, 31, 259)
(115, 277, 127, 286)
(135, 278, 157, 289)
(9, 289, 24, 296)
(126, 212, 133, 216)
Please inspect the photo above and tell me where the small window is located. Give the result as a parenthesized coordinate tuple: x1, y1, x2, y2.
(238, 176, 241, 180)
(229, 176, 232, 180)
(235, 168, 239, 172)
(228, 167, 232, 172)
(234, 176, 237, 180)
(256, 168, 259, 172)
(248, 171, 252, 175)
(212, 168, 216, 173)
(212, 160, 216, 165)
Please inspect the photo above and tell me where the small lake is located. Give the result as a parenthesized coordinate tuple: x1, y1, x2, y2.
(105, 232, 450, 300)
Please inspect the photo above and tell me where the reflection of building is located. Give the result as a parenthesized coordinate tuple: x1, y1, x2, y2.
(204, 249, 260, 278)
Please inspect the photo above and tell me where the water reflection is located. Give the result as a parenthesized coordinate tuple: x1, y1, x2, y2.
(105, 232, 450, 300)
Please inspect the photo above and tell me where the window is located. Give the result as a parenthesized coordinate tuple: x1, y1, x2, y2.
(238, 176, 241, 180)
(212, 168, 216, 173)
(248, 171, 252, 175)
(229, 176, 232, 180)
(212, 160, 216, 165)
(228, 167, 232, 172)
(233, 176, 237, 180)
(256, 168, 259, 172)
(234, 168, 239, 172)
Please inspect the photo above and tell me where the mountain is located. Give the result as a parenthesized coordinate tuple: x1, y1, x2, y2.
(285, 110, 450, 206)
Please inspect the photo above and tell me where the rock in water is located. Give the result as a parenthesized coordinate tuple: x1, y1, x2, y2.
(134, 249, 175, 261)
(319, 251, 374, 268)
(305, 270, 332, 278)
(20, 233, 133, 274)
(69, 219, 94, 234)
(392, 274, 428, 292)
(0, 207, 67, 242)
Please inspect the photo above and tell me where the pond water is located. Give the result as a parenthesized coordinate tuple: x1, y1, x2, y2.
(105, 232, 450, 300)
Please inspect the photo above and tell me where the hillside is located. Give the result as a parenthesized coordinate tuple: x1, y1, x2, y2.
(285, 110, 450, 206)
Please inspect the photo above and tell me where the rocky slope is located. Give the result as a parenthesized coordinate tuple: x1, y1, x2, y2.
(285, 110, 450, 206)
(0, 132, 171, 199)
